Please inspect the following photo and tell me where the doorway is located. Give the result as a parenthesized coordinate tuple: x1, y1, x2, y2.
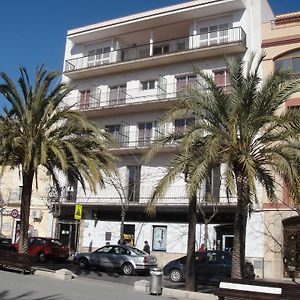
(59, 222, 78, 254)
(123, 224, 135, 246)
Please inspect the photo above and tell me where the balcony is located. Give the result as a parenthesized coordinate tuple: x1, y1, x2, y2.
(73, 185, 237, 207)
(64, 27, 246, 79)
(69, 82, 231, 117)
(105, 128, 176, 155)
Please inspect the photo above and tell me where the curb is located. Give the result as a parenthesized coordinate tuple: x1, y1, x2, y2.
(134, 280, 218, 300)
(162, 287, 218, 300)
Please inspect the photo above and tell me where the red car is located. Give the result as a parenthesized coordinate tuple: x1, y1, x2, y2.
(11, 237, 69, 262)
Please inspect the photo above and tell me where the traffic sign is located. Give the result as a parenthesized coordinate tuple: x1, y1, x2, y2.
(11, 209, 19, 218)
(74, 204, 83, 220)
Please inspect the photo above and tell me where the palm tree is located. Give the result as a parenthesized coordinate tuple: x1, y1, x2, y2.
(146, 54, 300, 289)
(0, 66, 116, 254)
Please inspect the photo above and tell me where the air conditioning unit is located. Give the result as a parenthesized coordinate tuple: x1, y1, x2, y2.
(32, 210, 42, 219)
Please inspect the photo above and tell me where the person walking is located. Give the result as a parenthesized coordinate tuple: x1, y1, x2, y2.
(143, 241, 150, 254)
(118, 234, 126, 245)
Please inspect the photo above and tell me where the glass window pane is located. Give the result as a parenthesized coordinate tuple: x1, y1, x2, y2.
(292, 57, 300, 73)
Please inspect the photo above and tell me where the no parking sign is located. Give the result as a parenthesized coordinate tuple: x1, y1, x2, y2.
(11, 209, 19, 218)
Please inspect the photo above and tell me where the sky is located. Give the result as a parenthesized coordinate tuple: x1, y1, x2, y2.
(0, 0, 300, 107)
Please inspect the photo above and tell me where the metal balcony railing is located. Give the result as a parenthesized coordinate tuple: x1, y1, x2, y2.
(65, 27, 246, 73)
(68, 82, 231, 112)
(74, 185, 238, 206)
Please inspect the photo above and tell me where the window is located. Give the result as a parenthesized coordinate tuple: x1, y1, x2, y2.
(199, 23, 229, 46)
(205, 165, 221, 202)
(79, 90, 90, 109)
(176, 75, 197, 94)
(139, 47, 150, 58)
(177, 41, 186, 51)
(174, 118, 195, 133)
(105, 124, 128, 147)
(127, 165, 141, 203)
(288, 105, 300, 110)
(109, 85, 126, 105)
(152, 226, 167, 251)
(213, 70, 231, 92)
(219, 23, 229, 43)
(87, 46, 110, 66)
(138, 122, 153, 146)
(141, 80, 155, 90)
(275, 49, 300, 73)
(153, 44, 170, 55)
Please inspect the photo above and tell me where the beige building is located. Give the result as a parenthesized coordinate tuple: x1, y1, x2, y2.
(0, 167, 53, 242)
(262, 12, 300, 279)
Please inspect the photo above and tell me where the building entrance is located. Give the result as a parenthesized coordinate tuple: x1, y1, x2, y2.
(283, 216, 300, 278)
(59, 221, 78, 254)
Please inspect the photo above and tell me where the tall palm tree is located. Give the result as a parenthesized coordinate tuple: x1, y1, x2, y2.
(0, 66, 116, 253)
(146, 54, 300, 289)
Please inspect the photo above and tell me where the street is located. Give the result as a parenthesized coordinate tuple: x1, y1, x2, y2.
(32, 260, 217, 294)
(33, 260, 182, 288)
(0, 269, 184, 300)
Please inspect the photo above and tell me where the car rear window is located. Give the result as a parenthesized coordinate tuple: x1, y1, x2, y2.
(129, 247, 145, 255)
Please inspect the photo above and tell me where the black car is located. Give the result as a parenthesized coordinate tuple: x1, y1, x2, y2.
(0, 237, 12, 251)
(163, 250, 255, 284)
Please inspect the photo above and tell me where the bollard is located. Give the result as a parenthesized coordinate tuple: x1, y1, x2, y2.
(149, 268, 163, 295)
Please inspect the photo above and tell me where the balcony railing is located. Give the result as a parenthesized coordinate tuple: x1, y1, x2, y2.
(74, 188, 238, 206)
(65, 27, 246, 73)
(69, 82, 231, 112)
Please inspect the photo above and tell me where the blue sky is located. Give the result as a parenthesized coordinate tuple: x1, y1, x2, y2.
(0, 0, 299, 107)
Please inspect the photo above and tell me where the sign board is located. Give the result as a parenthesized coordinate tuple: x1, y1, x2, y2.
(11, 209, 19, 218)
(74, 204, 83, 220)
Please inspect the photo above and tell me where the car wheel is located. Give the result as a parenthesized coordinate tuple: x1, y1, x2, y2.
(170, 268, 183, 282)
(78, 257, 89, 269)
(122, 263, 134, 275)
(38, 252, 47, 263)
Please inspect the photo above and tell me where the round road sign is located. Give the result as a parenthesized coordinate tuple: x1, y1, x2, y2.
(11, 209, 19, 218)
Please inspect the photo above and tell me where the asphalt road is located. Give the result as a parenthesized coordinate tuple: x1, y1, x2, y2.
(0, 269, 187, 300)
(32, 260, 217, 294)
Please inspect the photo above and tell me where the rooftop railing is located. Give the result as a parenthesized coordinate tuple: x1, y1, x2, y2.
(65, 27, 246, 73)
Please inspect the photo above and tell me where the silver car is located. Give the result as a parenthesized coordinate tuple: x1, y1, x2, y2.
(74, 244, 157, 275)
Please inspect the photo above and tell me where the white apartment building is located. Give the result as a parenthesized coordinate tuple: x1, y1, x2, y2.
(60, 0, 274, 275)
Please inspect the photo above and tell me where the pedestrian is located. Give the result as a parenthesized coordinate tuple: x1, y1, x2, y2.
(143, 241, 150, 254)
(118, 234, 126, 245)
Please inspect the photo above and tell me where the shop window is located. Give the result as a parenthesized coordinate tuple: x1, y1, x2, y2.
(152, 226, 167, 251)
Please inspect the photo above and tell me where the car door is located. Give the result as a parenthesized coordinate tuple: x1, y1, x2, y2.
(94, 245, 116, 268)
(196, 251, 226, 283)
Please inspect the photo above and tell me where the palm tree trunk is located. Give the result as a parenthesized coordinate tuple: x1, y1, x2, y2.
(185, 193, 197, 291)
(120, 208, 125, 236)
(204, 220, 209, 249)
(231, 175, 249, 278)
(19, 169, 34, 254)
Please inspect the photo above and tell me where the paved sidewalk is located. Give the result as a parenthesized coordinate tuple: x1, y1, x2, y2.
(0, 270, 189, 300)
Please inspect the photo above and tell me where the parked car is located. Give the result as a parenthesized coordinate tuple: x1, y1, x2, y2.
(74, 244, 157, 275)
(10, 237, 69, 262)
(0, 236, 12, 251)
(163, 250, 255, 284)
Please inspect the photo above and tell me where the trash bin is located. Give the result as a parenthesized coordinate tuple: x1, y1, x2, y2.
(149, 268, 163, 295)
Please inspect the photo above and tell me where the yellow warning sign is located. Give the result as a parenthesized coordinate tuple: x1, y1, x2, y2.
(74, 204, 83, 220)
